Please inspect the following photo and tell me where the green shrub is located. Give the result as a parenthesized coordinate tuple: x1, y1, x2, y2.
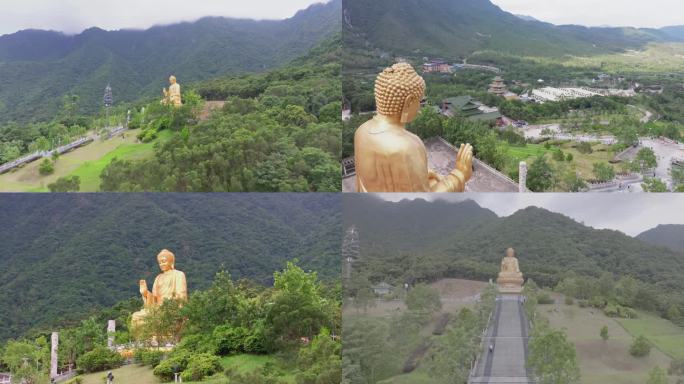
(225, 369, 288, 384)
(668, 359, 684, 375)
(213, 325, 249, 355)
(39, 158, 55, 175)
(630, 335, 651, 357)
(76, 347, 124, 373)
(564, 297, 574, 305)
(65, 378, 83, 384)
(578, 300, 588, 308)
(604, 304, 637, 319)
(134, 349, 165, 367)
(537, 291, 554, 305)
(153, 349, 191, 381)
(176, 333, 217, 354)
(179, 353, 222, 382)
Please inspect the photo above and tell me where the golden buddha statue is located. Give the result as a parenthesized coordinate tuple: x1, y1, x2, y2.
(353, 63, 473, 192)
(497, 247, 524, 294)
(162, 76, 182, 107)
(131, 249, 187, 329)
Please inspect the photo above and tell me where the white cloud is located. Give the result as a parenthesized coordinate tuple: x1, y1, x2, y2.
(490, 0, 683, 28)
(0, 0, 327, 35)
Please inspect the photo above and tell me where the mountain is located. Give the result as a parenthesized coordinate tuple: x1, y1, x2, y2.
(344, 195, 684, 292)
(637, 224, 684, 252)
(0, 193, 341, 341)
(0, 0, 341, 123)
(661, 25, 684, 40)
(515, 14, 540, 22)
(343, 0, 675, 60)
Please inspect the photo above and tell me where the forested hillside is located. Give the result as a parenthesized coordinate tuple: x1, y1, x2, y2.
(637, 224, 684, 252)
(343, 0, 678, 60)
(0, 0, 341, 123)
(97, 34, 342, 192)
(343, 195, 684, 292)
(0, 193, 341, 341)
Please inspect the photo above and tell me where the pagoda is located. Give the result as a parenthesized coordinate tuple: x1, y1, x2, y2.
(488, 76, 507, 96)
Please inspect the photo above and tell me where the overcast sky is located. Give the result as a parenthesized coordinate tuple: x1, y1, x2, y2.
(0, 0, 327, 36)
(375, 193, 684, 236)
(491, 0, 683, 28)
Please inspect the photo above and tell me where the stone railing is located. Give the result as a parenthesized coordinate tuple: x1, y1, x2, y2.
(0, 136, 93, 174)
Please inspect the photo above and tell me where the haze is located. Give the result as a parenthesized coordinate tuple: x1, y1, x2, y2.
(491, 0, 683, 29)
(375, 193, 684, 236)
(0, 0, 328, 36)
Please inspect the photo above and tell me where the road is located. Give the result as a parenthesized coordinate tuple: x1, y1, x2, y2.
(470, 295, 532, 384)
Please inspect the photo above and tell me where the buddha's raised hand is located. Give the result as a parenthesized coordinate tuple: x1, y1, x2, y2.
(455, 143, 474, 182)
(139, 280, 148, 295)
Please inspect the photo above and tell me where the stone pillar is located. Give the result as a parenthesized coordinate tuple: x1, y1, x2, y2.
(107, 320, 116, 349)
(50, 332, 58, 379)
(518, 161, 528, 193)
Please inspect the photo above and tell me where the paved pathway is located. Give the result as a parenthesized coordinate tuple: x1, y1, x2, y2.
(470, 295, 532, 384)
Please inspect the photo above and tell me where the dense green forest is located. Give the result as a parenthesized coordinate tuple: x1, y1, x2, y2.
(343, 195, 684, 321)
(343, 0, 679, 61)
(98, 34, 342, 192)
(1, 262, 341, 384)
(0, 0, 341, 123)
(0, 193, 341, 342)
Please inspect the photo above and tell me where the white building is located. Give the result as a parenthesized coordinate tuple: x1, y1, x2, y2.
(531, 87, 600, 103)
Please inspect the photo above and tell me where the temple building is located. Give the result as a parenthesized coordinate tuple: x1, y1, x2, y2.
(437, 96, 503, 124)
(488, 76, 507, 96)
(422, 59, 451, 73)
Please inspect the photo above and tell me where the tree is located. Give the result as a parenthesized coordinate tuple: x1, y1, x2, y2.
(48, 176, 81, 192)
(642, 177, 668, 192)
(410, 107, 443, 139)
(405, 284, 441, 313)
(527, 325, 580, 384)
(354, 287, 375, 314)
(592, 162, 614, 182)
(600, 325, 609, 341)
(527, 155, 554, 192)
(38, 158, 55, 175)
(646, 366, 667, 384)
(666, 305, 682, 322)
(633, 148, 657, 172)
(1, 338, 49, 384)
(266, 261, 330, 349)
(295, 328, 341, 384)
(629, 335, 651, 357)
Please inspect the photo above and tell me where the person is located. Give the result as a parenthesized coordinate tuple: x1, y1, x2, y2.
(107, 371, 114, 383)
(489, 344, 494, 353)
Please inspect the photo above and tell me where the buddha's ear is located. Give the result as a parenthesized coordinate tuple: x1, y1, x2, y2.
(401, 95, 418, 123)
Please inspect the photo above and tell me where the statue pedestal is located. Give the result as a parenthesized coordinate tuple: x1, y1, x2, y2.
(497, 274, 523, 294)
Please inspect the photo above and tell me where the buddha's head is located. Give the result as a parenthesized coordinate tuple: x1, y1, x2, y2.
(375, 63, 425, 123)
(157, 249, 176, 272)
(169, 75, 177, 85)
(506, 247, 515, 258)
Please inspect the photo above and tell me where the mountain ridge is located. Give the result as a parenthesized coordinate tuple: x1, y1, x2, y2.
(344, 195, 684, 292)
(0, 0, 342, 123)
(343, 0, 680, 61)
(0, 194, 341, 341)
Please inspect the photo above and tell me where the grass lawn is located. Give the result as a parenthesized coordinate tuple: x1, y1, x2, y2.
(504, 143, 550, 162)
(68, 130, 173, 191)
(618, 311, 684, 360)
(76, 354, 295, 384)
(541, 296, 682, 384)
(503, 141, 616, 185)
(0, 129, 172, 192)
(78, 364, 159, 384)
(218, 354, 297, 383)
